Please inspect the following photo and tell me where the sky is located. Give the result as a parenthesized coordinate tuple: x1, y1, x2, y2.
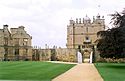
(0, 0, 125, 48)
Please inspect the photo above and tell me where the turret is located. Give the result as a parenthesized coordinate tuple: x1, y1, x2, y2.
(69, 18, 75, 25)
(3, 24, 8, 29)
(84, 15, 91, 24)
(95, 13, 105, 25)
(3, 24, 9, 33)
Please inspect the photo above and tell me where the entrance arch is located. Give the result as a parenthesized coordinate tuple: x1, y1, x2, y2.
(81, 48, 93, 63)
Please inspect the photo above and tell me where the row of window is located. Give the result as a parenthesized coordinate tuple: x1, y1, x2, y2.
(4, 38, 29, 46)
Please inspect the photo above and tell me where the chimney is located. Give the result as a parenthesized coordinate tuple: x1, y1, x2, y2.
(76, 18, 78, 24)
(3, 24, 8, 28)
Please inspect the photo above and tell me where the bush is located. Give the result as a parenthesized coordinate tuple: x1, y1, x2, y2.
(97, 58, 125, 63)
(110, 58, 125, 63)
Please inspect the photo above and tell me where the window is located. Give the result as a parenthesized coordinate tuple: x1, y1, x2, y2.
(23, 38, 28, 42)
(23, 38, 28, 46)
(23, 41, 27, 46)
(15, 38, 19, 45)
(82, 45, 85, 48)
(84, 36, 91, 44)
(4, 37, 8, 45)
(86, 36, 89, 40)
(78, 45, 81, 49)
(15, 49, 19, 55)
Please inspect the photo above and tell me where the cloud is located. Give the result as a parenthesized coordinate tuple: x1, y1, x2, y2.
(0, 0, 125, 48)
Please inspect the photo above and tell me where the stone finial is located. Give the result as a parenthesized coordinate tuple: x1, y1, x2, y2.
(84, 14, 90, 21)
(19, 26, 25, 29)
(96, 13, 100, 19)
(79, 18, 81, 24)
(93, 16, 95, 20)
(69, 18, 74, 25)
(84, 15, 91, 24)
(76, 18, 78, 24)
(45, 44, 47, 49)
(102, 16, 104, 18)
(83, 18, 84, 23)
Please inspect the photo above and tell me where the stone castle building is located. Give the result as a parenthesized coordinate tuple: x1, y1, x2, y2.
(0, 14, 105, 63)
(66, 14, 105, 62)
(67, 14, 105, 48)
(35, 14, 106, 63)
(0, 25, 32, 61)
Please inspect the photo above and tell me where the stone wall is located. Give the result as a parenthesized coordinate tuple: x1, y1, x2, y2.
(32, 47, 101, 63)
(56, 48, 77, 62)
(32, 48, 78, 62)
(39, 49, 52, 61)
(32, 48, 52, 61)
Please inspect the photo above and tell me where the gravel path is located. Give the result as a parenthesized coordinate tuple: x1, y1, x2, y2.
(52, 63, 103, 81)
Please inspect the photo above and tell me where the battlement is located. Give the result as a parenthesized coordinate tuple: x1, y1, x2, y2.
(67, 14, 105, 49)
(69, 14, 105, 25)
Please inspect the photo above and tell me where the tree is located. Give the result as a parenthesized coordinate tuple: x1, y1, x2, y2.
(97, 9, 125, 58)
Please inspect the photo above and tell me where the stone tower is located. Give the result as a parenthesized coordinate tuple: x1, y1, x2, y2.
(67, 14, 105, 48)
(66, 14, 105, 62)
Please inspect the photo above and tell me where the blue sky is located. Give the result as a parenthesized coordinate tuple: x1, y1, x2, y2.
(0, 0, 125, 48)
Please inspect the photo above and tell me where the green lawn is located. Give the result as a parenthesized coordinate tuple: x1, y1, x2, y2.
(95, 63, 125, 81)
(0, 61, 75, 81)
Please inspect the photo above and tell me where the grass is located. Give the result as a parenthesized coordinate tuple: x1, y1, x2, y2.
(95, 63, 125, 81)
(0, 61, 75, 81)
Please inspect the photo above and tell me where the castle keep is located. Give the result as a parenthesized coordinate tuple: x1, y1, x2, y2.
(67, 14, 105, 48)
(66, 14, 105, 62)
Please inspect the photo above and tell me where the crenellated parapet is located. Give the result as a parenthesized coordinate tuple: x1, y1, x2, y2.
(67, 13, 105, 49)
(69, 14, 105, 25)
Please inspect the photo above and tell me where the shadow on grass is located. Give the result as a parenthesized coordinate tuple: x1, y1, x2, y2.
(106, 65, 125, 69)
(98, 63, 125, 70)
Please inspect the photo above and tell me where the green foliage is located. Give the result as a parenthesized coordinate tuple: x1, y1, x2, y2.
(95, 63, 125, 81)
(97, 9, 125, 58)
(0, 61, 75, 80)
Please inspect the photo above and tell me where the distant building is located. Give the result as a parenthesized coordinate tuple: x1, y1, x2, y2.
(0, 25, 32, 61)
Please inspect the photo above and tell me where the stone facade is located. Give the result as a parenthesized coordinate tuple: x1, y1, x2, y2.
(66, 14, 105, 49)
(32, 48, 52, 61)
(0, 25, 32, 61)
(32, 47, 78, 62)
(56, 48, 77, 62)
(66, 14, 105, 62)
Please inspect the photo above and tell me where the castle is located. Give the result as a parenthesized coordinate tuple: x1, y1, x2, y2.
(67, 14, 105, 48)
(0, 25, 32, 61)
(0, 14, 105, 63)
(66, 14, 105, 62)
